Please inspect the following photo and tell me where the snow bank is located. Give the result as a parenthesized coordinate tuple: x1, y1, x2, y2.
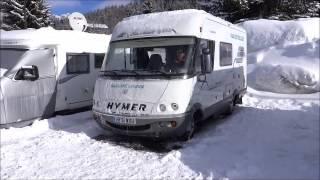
(241, 18, 320, 94)
(249, 64, 319, 93)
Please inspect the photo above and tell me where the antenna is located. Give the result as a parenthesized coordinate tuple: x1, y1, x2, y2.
(68, 12, 88, 32)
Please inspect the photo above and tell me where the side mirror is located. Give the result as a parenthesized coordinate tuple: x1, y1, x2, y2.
(15, 65, 39, 81)
(201, 48, 213, 74)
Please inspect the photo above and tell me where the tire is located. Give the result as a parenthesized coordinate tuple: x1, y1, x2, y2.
(225, 97, 235, 115)
(235, 94, 243, 104)
(179, 115, 196, 141)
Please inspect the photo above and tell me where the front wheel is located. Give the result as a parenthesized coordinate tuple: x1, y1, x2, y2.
(224, 97, 235, 115)
(179, 116, 196, 141)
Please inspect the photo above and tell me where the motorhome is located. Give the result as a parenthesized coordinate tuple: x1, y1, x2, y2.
(0, 27, 110, 128)
(93, 9, 247, 140)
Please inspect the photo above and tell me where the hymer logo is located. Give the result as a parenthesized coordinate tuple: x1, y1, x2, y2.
(106, 102, 146, 111)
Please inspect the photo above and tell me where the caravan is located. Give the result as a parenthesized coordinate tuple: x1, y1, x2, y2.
(93, 10, 247, 140)
(0, 27, 110, 127)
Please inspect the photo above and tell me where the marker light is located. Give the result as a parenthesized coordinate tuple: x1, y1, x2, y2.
(171, 103, 179, 111)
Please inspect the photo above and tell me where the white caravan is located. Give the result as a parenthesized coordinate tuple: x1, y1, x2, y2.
(93, 9, 247, 140)
(0, 27, 110, 128)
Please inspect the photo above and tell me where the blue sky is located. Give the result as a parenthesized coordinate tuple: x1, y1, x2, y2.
(48, 0, 133, 15)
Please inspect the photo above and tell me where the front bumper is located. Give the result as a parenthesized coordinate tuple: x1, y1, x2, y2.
(93, 110, 192, 139)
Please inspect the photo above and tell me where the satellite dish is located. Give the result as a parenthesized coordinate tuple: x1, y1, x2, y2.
(68, 12, 88, 31)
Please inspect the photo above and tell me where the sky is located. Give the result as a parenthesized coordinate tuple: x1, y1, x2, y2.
(47, 0, 133, 15)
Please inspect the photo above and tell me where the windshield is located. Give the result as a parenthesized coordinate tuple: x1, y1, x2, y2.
(0, 48, 27, 77)
(102, 37, 195, 76)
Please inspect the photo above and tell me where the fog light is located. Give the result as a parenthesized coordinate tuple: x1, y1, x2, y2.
(170, 121, 177, 128)
(159, 122, 166, 127)
(159, 104, 166, 112)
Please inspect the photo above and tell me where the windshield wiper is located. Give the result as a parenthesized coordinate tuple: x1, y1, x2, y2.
(147, 70, 170, 76)
(117, 69, 141, 76)
(100, 70, 141, 76)
(100, 70, 118, 76)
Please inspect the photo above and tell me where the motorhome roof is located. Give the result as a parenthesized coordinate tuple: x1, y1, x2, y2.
(111, 9, 245, 42)
(0, 27, 110, 53)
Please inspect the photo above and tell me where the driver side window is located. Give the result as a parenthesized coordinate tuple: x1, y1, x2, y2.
(195, 39, 214, 72)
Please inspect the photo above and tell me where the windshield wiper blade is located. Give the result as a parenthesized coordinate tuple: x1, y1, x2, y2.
(117, 69, 141, 76)
(100, 70, 118, 76)
(102, 70, 141, 76)
(147, 70, 170, 76)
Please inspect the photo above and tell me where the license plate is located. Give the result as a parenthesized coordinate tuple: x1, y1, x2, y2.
(113, 116, 136, 125)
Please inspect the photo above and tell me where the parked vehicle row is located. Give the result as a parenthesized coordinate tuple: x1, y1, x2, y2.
(1, 10, 247, 141)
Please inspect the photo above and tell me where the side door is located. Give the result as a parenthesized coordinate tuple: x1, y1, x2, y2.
(63, 53, 93, 107)
(63, 53, 91, 107)
(193, 39, 224, 117)
(216, 42, 234, 100)
(1, 49, 56, 124)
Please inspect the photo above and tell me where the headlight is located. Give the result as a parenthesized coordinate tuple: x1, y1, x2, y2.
(159, 104, 166, 112)
(171, 103, 179, 111)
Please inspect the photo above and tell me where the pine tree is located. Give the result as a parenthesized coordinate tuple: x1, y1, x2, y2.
(0, 0, 51, 30)
(197, 0, 224, 15)
(142, 0, 153, 14)
(0, 0, 25, 30)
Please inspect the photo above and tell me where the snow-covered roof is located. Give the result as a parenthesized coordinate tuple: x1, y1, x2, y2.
(111, 9, 244, 42)
(0, 27, 111, 53)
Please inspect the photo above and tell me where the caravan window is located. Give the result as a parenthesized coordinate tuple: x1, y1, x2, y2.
(220, 42, 232, 66)
(94, 53, 105, 69)
(66, 54, 89, 74)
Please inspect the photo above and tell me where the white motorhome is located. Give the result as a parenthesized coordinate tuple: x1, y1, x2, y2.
(93, 10, 247, 140)
(0, 27, 110, 128)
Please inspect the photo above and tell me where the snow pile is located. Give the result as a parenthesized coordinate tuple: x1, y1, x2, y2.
(242, 18, 319, 52)
(241, 18, 320, 94)
(249, 64, 319, 93)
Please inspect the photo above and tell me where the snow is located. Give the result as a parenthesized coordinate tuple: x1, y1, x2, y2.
(240, 18, 320, 94)
(241, 18, 320, 52)
(1, 18, 320, 179)
(112, 9, 243, 41)
(1, 92, 319, 179)
(1, 27, 111, 53)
